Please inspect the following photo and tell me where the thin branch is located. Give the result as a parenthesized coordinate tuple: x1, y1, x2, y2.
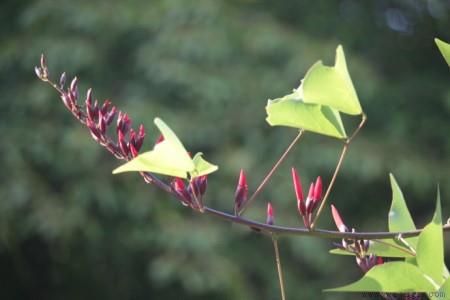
(239, 130, 304, 215)
(204, 206, 450, 239)
(271, 235, 286, 300)
(310, 113, 367, 229)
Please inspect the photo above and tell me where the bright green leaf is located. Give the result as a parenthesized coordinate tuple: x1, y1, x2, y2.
(113, 118, 218, 179)
(435, 38, 450, 67)
(302, 45, 362, 115)
(429, 278, 450, 300)
(326, 262, 436, 293)
(190, 153, 219, 178)
(417, 188, 444, 285)
(330, 239, 414, 258)
(388, 174, 418, 248)
(265, 92, 347, 139)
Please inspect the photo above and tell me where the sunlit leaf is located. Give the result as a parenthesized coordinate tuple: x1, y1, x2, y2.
(330, 239, 414, 258)
(435, 38, 450, 67)
(326, 262, 436, 293)
(417, 188, 444, 285)
(302, 45, 362, 115)
(113, 118, 218, 179)
(190, 153, 218, 178)
(265, 91, 347, 139)
(388, 174, 418, 248)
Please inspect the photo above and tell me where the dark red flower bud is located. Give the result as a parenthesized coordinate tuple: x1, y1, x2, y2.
(104, 106, 117, 126)
(101, 100, 111, 115)
(70, 77, 78, 100)
(118, 129, 128, 156)
(59, 72, 66, 89)
(129, 143, 139, 157)
(291, 168, 304, 201)
(97, 111, 106, 134)
(61, 94, 73, 110)
(134, 124, 145, 150)
(173, 177, 192, 206)
(266, 202, 274, 225)
(234, 169, 248, 214)
(331, 204, 348, 233)
(197, 175, 207, 195)
(313, 176, 322, 201)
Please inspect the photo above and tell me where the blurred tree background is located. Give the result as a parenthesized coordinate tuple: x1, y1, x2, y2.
(0, 0, 449, 299)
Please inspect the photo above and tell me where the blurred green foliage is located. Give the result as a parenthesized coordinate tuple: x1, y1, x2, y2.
(0, 0, 449, 299)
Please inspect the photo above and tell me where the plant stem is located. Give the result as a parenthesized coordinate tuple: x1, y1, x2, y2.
(310, 113, 366, 229)
(239, 130, 304, 215)
(203, 206, 450, 239)
(271, 235, 286, 300)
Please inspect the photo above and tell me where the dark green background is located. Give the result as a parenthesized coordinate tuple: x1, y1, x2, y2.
(1, 1, 449, 299)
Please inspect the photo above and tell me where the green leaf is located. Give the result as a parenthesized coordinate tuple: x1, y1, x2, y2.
(435, 38, 450, 67)
(326, 262, 436, 293)
(265, 92, 347, 139)
(429, 278, 450, 300)
(417, 188, 444, 285)
(113, 118, 218, 179)
(330, 239, 414, 258)
(190, 153, 219, 178)
(302, 45, 362, 115)
(388, 174, 418, 248)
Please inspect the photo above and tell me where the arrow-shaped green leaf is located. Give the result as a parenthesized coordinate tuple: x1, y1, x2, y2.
(326, 262, 436, 293)
(302, 45, 362, 115)
(416, 188, 444, 285)
(266, 90, 347, 139)
(113, 118, 218, 179)
(435, 38, 450, 67)
(388, 174, 418, 248)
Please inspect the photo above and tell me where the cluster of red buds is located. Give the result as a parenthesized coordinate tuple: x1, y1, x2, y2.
(34, 55, 208, 208)
(172, 176, 208, 211)
(234, 170, 248, 215)
(291, 168, 322, 229)
(331, 205, 383, 273)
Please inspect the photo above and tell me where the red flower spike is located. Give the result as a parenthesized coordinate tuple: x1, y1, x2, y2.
(313, 176, 322, 201)
(331, 204, 348, 233)
(234, 169, 248, 214)
(291, 168, 304, 202)
(266, 202, 274, 225)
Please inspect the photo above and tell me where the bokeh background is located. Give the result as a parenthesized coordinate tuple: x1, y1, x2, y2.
(1, 1, 449, 299)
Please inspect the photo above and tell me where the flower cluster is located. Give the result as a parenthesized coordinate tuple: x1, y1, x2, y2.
(35, 55, 208, 207)
(291, 168, 322, 229)
(331, 205, 383, 273)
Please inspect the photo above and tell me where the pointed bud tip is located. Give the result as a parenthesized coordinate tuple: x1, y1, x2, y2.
(331, 204, 347, 232)
(266, 202, 274, 225)
(238, 169, 247, 188)
(291, 167, 304, 201)
(314, 176, 322, 201)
